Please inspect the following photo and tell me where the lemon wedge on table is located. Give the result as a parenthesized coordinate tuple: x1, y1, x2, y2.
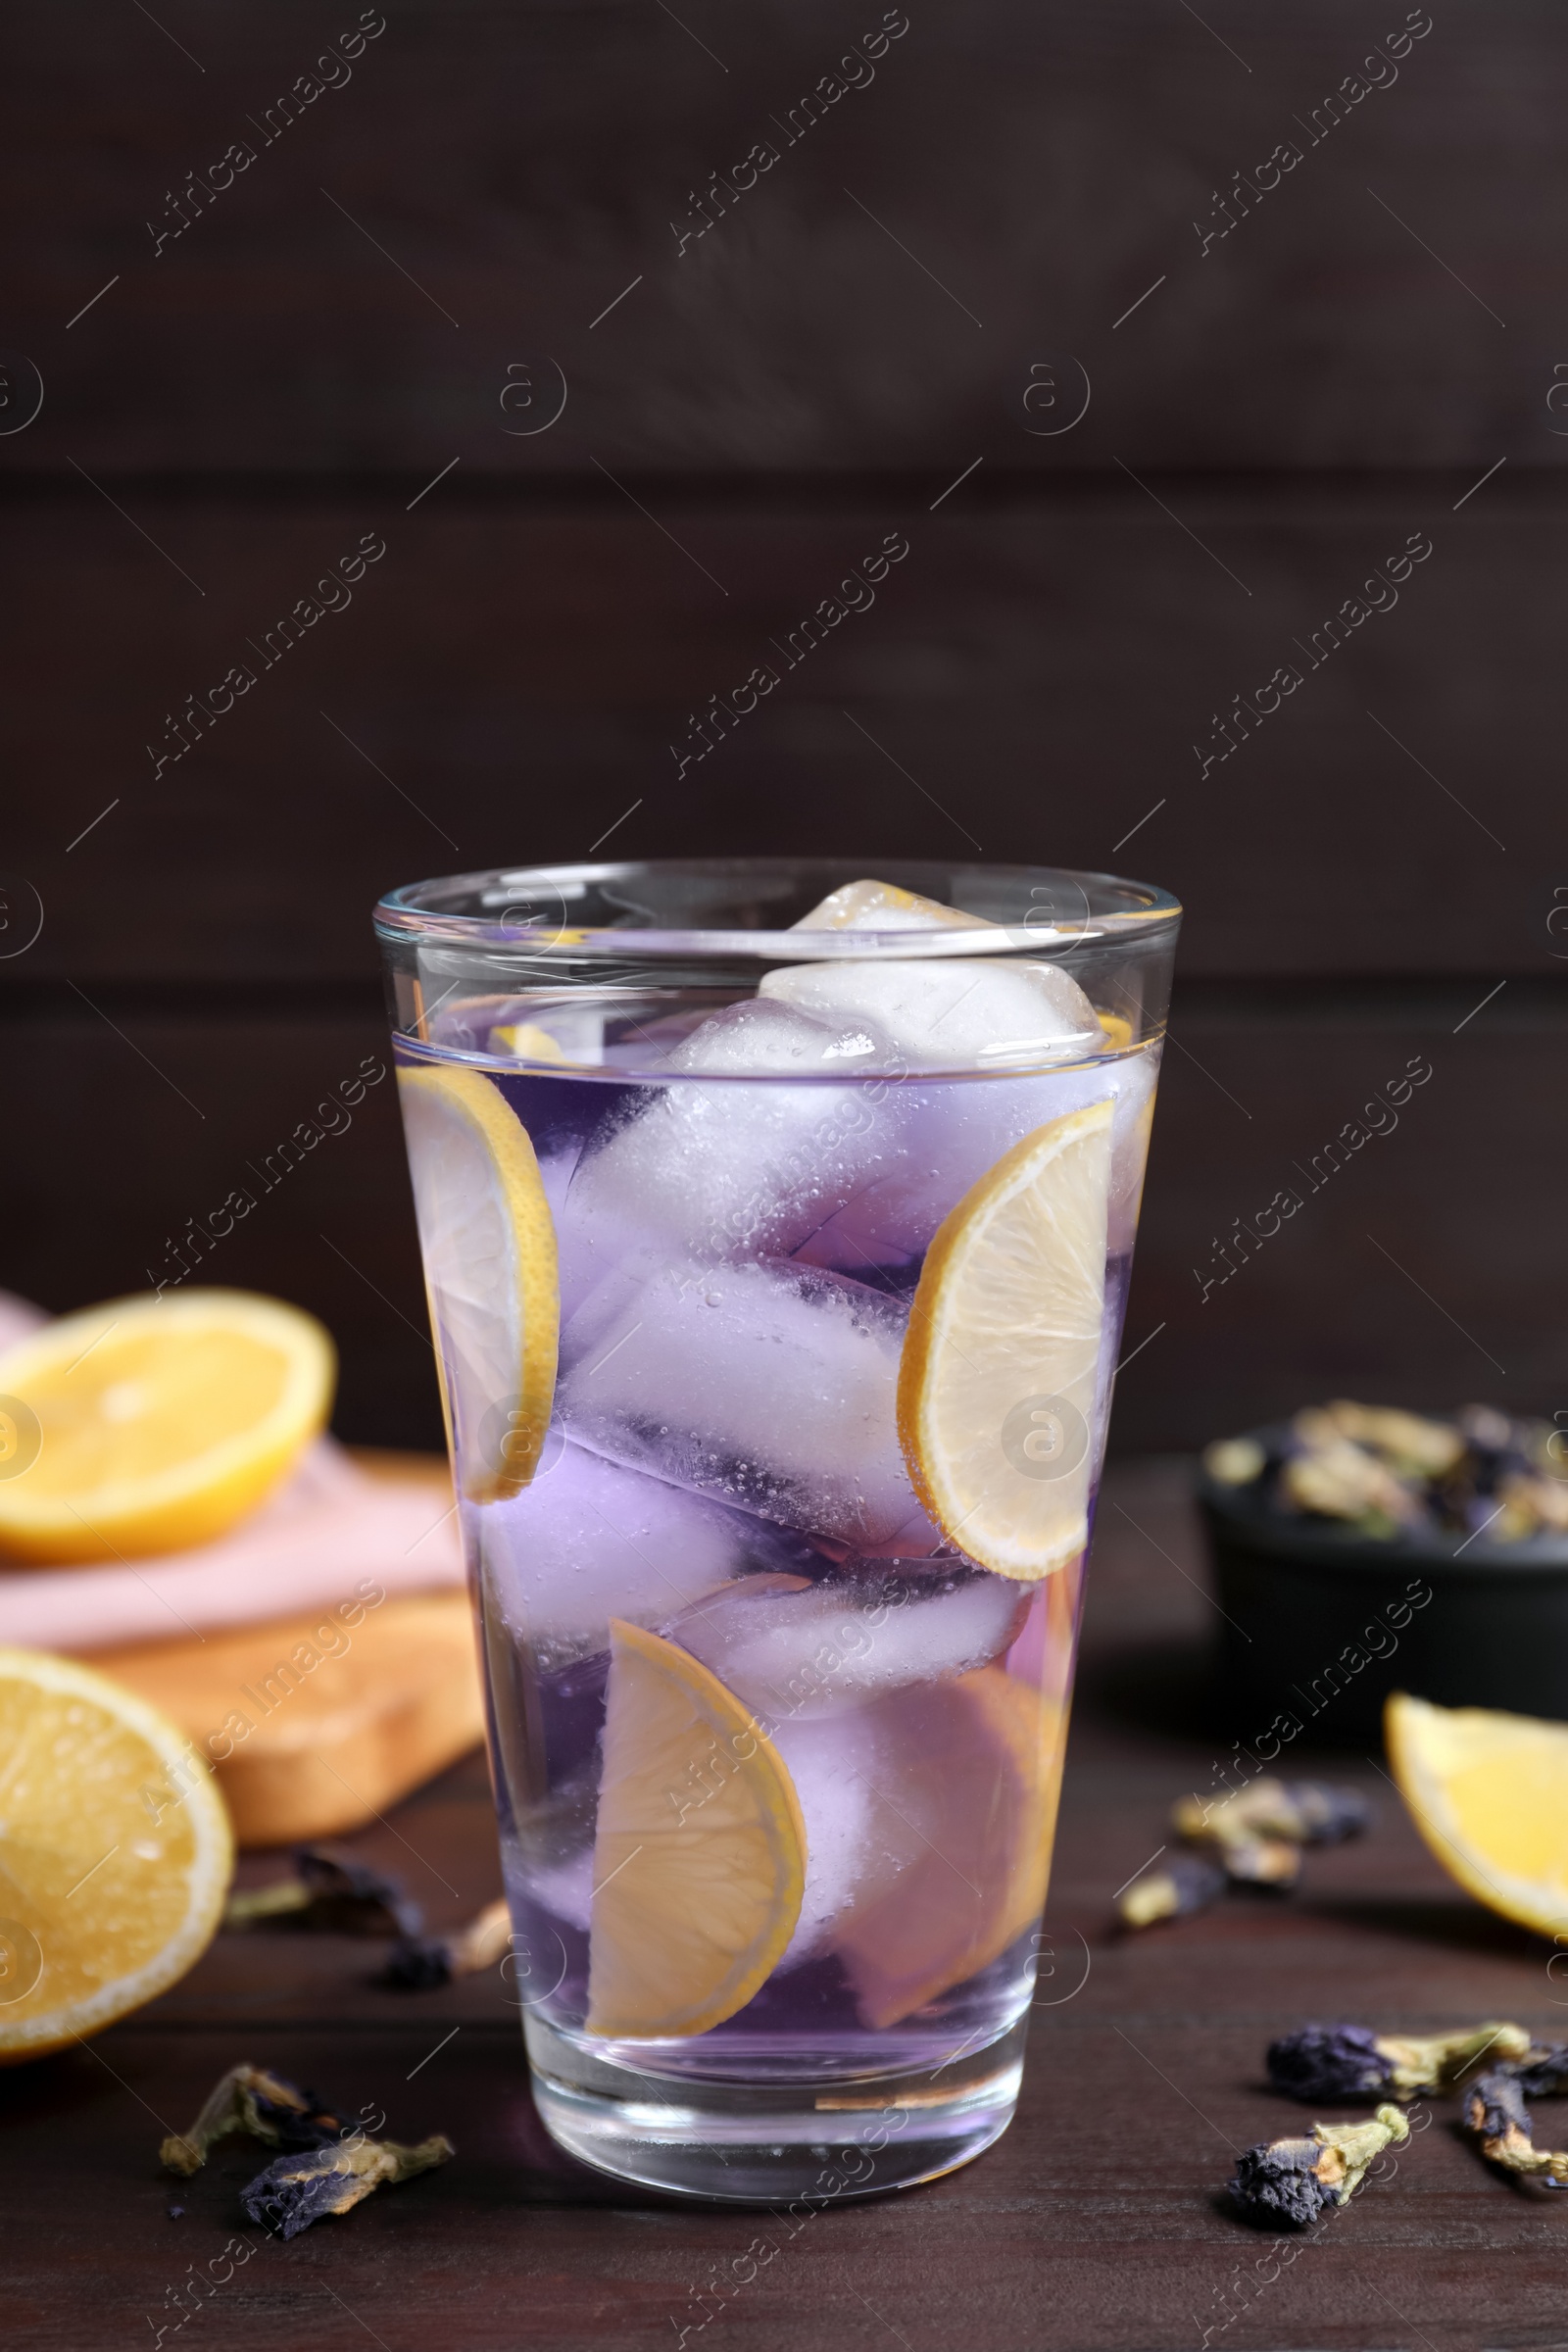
(397, 1064, 560, 1501)
(586, 1622, 807, 2038)
(0, 1290, 333, 1563)
(0, 1647, 232, 2062)
(898, 1101, 1112, 1581)
(1387, 1691, 1568, 1938)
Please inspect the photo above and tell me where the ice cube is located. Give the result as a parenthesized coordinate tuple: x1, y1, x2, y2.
(666, 1565, 1030, 1724)
(559, 998, 900, 1270)
(792, 878, 988, 931)
(795, 1043, 1159, 1272)
(536, 1141, 632, 1326)
(474, 1439, 791, 1669)
(771, 1713, 887, 1961)
(759, 957, 1102, 1069)
(557, 1256, 933, 1551)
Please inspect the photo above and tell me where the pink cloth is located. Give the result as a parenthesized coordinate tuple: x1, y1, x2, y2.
(0, 1435, 465, 1654)
(0, 1290, 50, 1356)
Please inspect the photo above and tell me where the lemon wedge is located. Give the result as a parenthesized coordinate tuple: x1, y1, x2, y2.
(488, 1022, 566, 1063)
(0, 1291, 333, 1563)
(0, 1646, 232, 2061)
(397, 1064, 560, 1501)
(835, 1667, 1060, 2030)
(1387, 1691, 1568, 1937)
(898, 1101, 1112, 1580)
(586, 1621, 807, 2038)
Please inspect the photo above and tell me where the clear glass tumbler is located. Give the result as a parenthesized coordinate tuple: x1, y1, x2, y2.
(375, 858, 1179, 2201)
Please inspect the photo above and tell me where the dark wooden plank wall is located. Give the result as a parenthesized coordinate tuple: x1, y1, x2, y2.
(2, 0, 1565, 1452)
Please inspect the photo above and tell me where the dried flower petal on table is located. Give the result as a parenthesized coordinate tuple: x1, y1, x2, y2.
(223, 1846, 424, 1940)
(1172, 1778, 1371, 1851)
(1218, 1835, 1300, 1890)
(160, 2064, 349, 2175)
(1267, 2019, 1531, 2103)
(1512, 2041, 1568, 2098)
(1116, 1852, 1227, 1929)
(1463, 2068, 1568, 2185)
(1228, 2103, 1408, 2228)
(241, 2132, 454, 2237)
(382, 1897, 512, 1990)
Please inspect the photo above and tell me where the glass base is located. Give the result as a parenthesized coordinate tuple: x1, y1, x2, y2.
(525, 2013, 1027, 2203)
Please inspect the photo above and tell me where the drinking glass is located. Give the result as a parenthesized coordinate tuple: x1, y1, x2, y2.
(375, 858, 1179, 2201)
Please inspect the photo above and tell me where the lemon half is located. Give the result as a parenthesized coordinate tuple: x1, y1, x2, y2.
(397, 1064, 560, 1501)
(586, 1621, 807, 2038)
(0, 1647, 232, 2062)
(1387, 1690, 1568, 1938)
(898, 1101, 1112, 1580)
(0, 1290, 333, 1563)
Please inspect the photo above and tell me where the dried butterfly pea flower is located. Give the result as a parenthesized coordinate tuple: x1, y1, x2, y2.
(381, 1897, 514, 1990)
(1217, 1835, 1300, 1891)
(1463, 2068, 1568, 2185)
(160, 2064, 349, 2176)
(1228, 2103, 1408, 2228)
(1116, 1852, 1227, 1930)
(1268, 2019, 1531, 2103)
(1512, 2041, 1568, 2099)
(223, 1845, 424, 1940)
(1172, 1779, 1371, 1853)
(241, 2132, 454, 2238)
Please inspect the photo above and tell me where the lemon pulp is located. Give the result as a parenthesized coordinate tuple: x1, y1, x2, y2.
(397, 1064, 560, 1500)
(586, 1622, 807, 2038)
(0, 1290, 333, 1562)
(898, 1101, 1112, 1580)
(1388, 1690, 1568, 1936)
(0, 1646, 232, 2061)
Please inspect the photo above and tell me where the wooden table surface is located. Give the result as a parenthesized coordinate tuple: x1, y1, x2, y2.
(7, 1459, 1561, 2352)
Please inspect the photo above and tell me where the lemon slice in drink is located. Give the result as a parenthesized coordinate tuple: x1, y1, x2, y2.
(0, 1647, 232, 2062)
(898, 1101, 1112, 1580)
(397, 1065, 559, 1501)
(1387, 1691, 1568, 1938)
(0, 1290, 333, 1563)
(835, 1667, 1060, 2031)
(586, 1621, 807, 2038)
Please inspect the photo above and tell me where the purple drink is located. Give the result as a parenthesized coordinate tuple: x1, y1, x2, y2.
(379, 861, 1178, 2199)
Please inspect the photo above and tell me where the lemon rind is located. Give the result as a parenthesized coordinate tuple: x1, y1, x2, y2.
(586, 1620, 807, 2040)
(898, 1100, 1113, 1583)
(1387, 1690, 1568, 1940)
(0, 1646, 233, 2062)
(397, 1065, 560, 1504)
(0, 1292, 334, 1560)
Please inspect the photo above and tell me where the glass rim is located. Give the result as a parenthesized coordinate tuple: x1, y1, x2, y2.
(373, 857, 1182, 963)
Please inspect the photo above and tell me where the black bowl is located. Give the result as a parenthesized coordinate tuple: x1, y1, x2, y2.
(1198, 1430, 1568, 1745)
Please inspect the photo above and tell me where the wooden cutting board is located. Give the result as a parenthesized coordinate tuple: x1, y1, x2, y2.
(74, 1450, 487, 1849)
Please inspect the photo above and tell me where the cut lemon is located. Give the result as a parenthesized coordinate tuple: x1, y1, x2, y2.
(0, 1646, 232, 2062)
(835, 1666, 1061, 2030)
(898, 1101, 1112, 1580)
(397, 1064, 559, 1501)
(1387, 1691, 1568, 1938)
(0, 1291, 334, 1564)
(586, 1621, 806, 2038)
(489, 1022, 566, 1063)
